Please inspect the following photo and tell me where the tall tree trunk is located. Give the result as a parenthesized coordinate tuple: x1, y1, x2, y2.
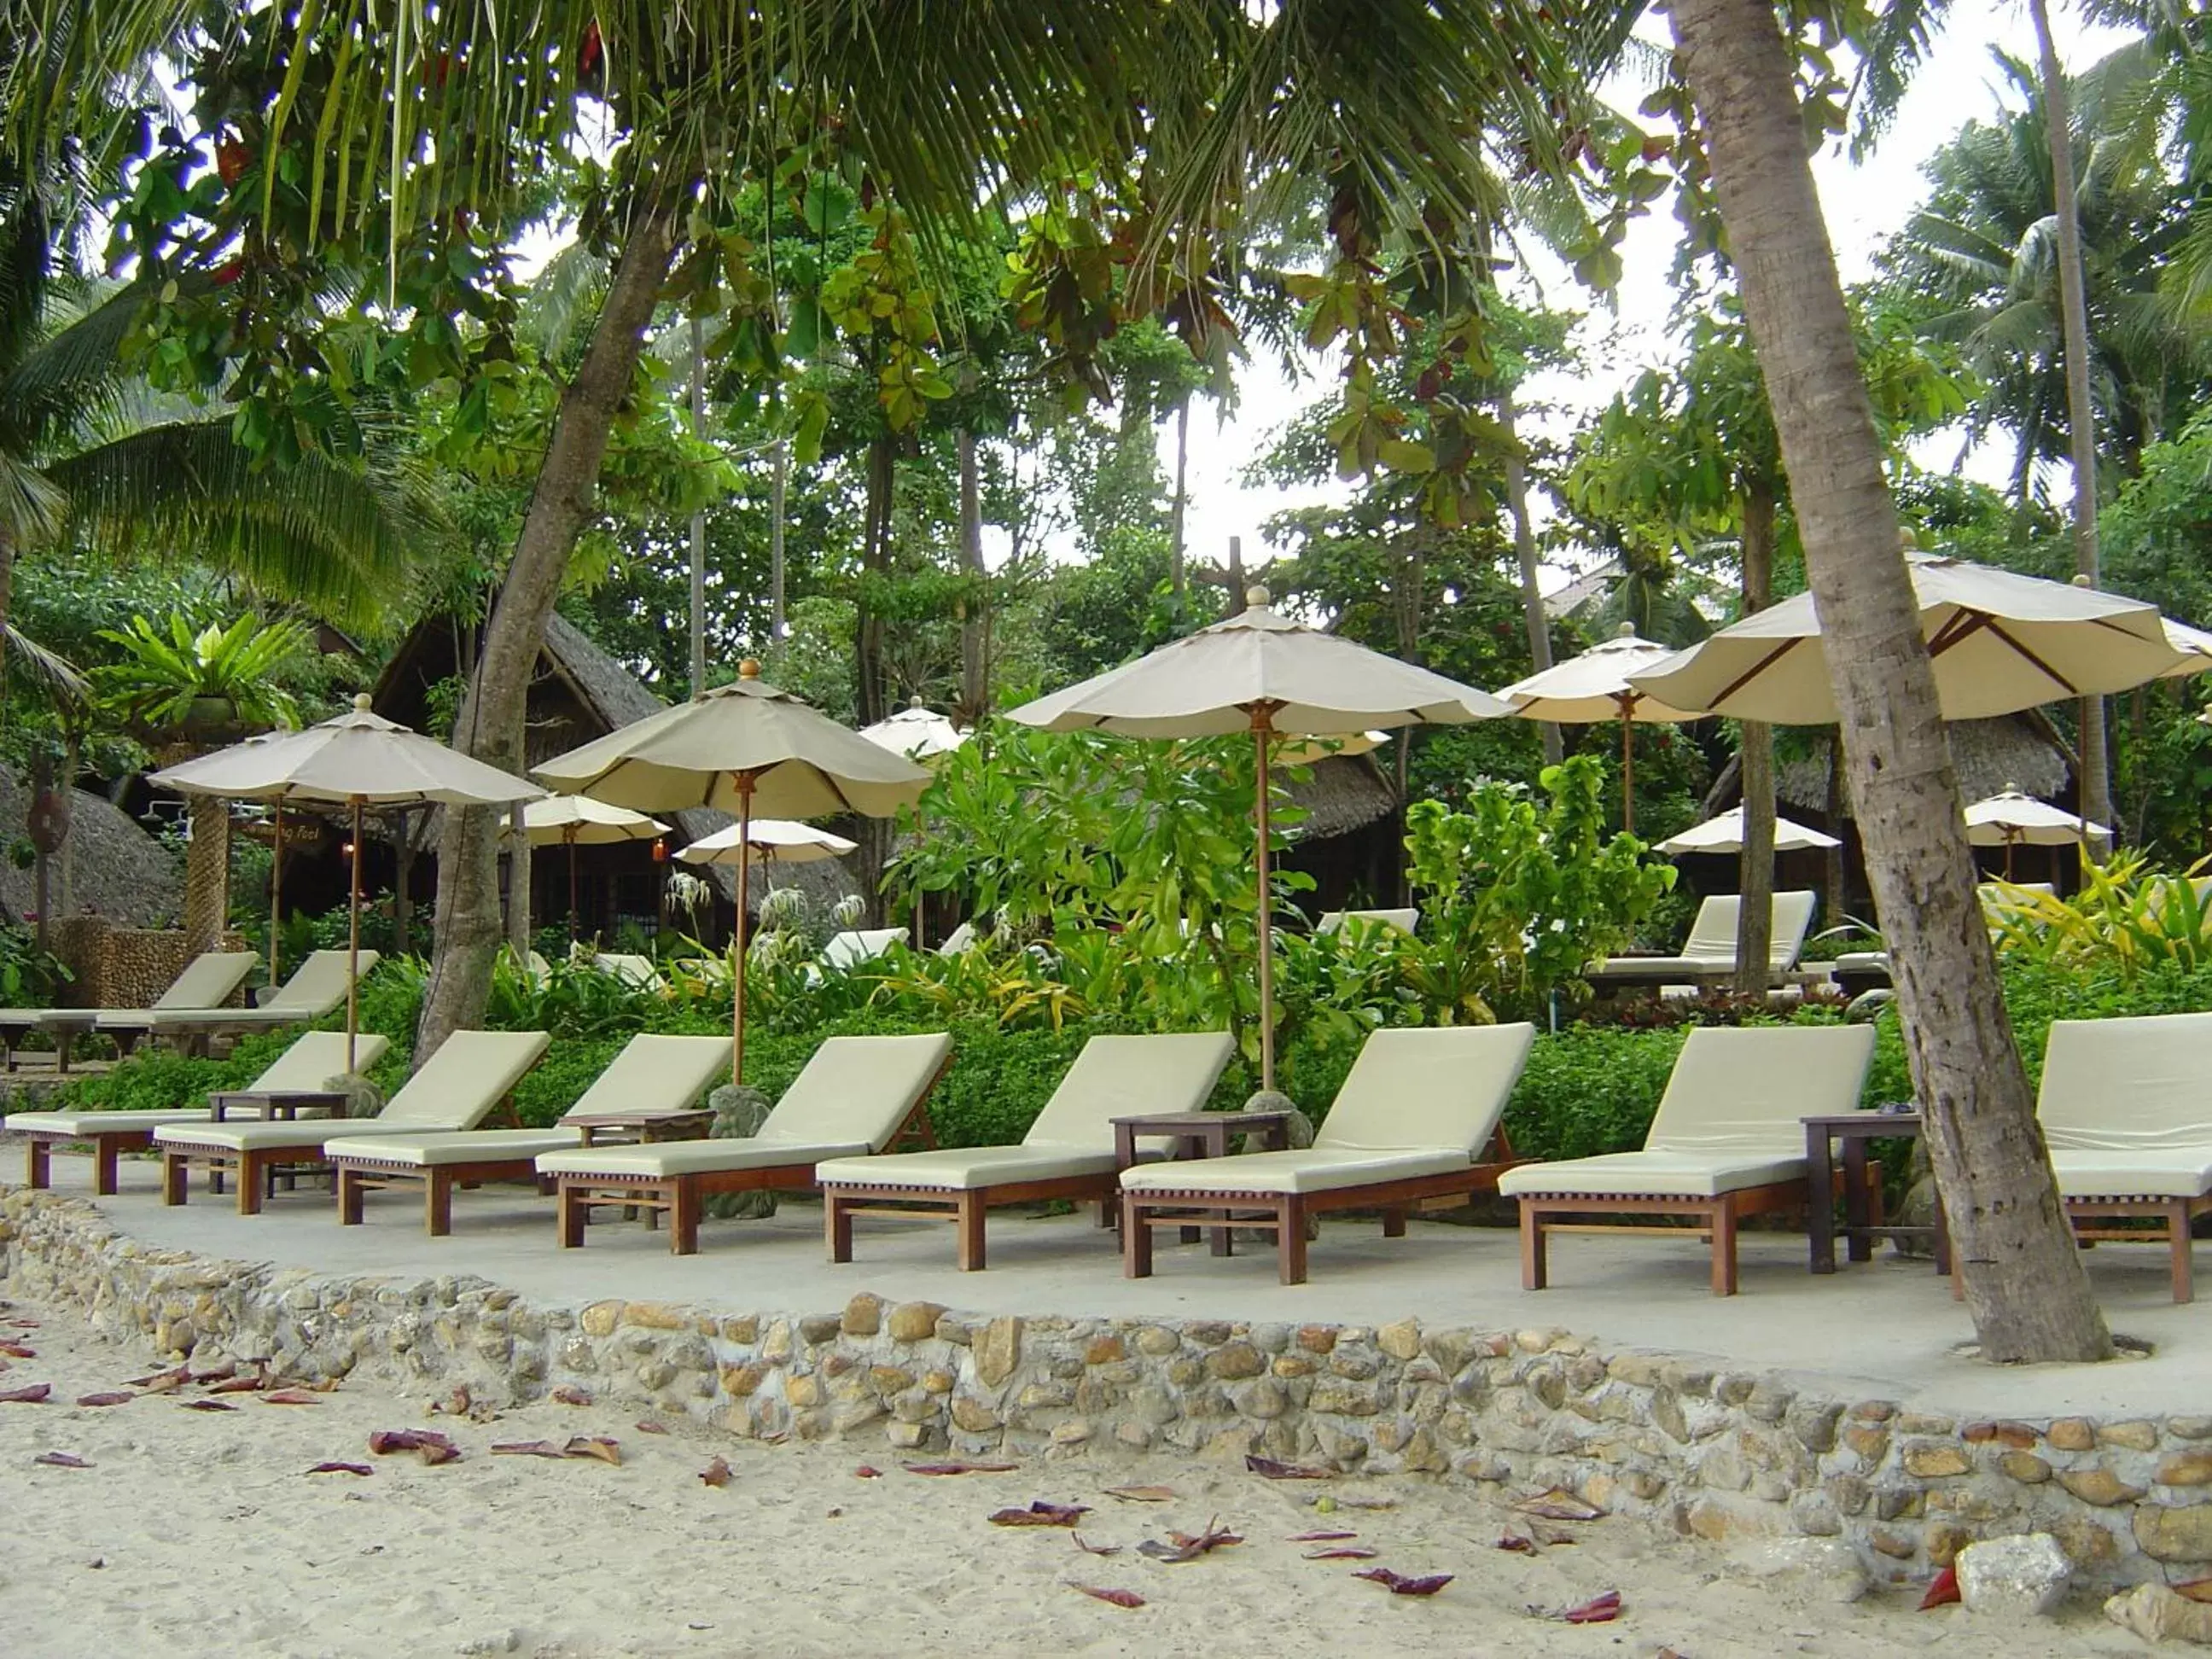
(957, 427, 987, 722)
(1169, 395, 1190, 605)
(1669, 0, 2112, 1363)
(183, 791, 230, 957)
(853, 434, 896, 925)
(1734, 480, 1776, 996)
(1823, 736, 1848, 928)
(688, 310, 709, 701)
(416, 191, 684, 1065)
(769, 438, 789, 642)
(2028, 0, 2111, 842)
(1499, 382, 1562, 766)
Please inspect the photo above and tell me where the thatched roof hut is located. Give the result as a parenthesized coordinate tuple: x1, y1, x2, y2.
(1774, 717, 2070, 817)
(0, 766, 181, 928)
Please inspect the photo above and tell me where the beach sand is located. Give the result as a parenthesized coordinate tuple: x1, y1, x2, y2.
(0, 1292, 2149, 1658)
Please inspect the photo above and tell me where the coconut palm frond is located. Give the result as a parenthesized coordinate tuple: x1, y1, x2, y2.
(1849, 0, 1951, 156)
(0, 277, 145, 451)
(5, 620, 89, 708)
(0, 445, 64, 544)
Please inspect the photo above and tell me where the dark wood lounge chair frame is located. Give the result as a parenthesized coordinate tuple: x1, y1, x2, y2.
(337, 1154, 557, 1237)
(825, 1172, 1119, 1273)
(159, 1095, 523, 1218)
(20, 1125, 149, 1195)
(1120, 1135, 1526, 1286)
(2064, 1194, 2209, 1304)
(553, 1065, 948, 1257)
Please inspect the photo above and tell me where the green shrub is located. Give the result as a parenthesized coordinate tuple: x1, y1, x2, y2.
(1504, 1026, 1690, 1162)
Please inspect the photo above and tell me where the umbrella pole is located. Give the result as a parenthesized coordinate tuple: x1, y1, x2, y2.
(568, 829, 579, 945)
(1618, 693, 1636, 835)
(1254, 716, 1277, 1094)
(2005, 833, 2016, 883)
(346, 797, 363, 1074)
(732, 776, 753, 1086)
(270, 800, 283, 989)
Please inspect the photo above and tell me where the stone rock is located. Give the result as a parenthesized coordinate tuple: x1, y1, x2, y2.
(2163, 1452, 2212, 1487)
(1377, 1319, 1421, 1361)
(1084, 1335, 1123, 1365)
(1999, 1451, 2052, 1484)
(1295, 1325, 1337, 1354)
(1729, 1536, 1870, 1604)
(721, 1316, 759, 1344)
(2106, 1584, 2212, 1645)
(798, 1314, 842, 1347)
(2100, 1419, 2161, 1452)
(1901, 1441, 1971, 1479)
(1133, 1325, 1181, 1357)
(1185, 1321, 1232, 1348)
(949, 1395, 1001, 1434)
(2056, 1467, 2145, 1507)
(701, 1086, 778, 1217)
(886, 1301, 946, 1343)
(2046, 1417, 2095, 1452)
(841, 1293, 882, 1337)
(975, 1316, 1022, 1388)
(786, 1374, 822, 1408)
(1954, 1534, 2070, 1618)
(1207, 1342, 1265, 1381)
(1051, 1419, 1091, 1445)
(2136, 1504, 2212, 1563)
(579, 1301, 620, 1339)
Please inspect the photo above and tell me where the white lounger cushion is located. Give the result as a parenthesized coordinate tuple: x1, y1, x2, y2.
(5, 1031, 391, 1139)
(818, 1031, 1235, 1192)
(155, 1028, 549, 1151)
(325, 1127, 589, 1167)
(538, 1136, 870, 1179)
(1125, 1147, 1473, 1196)
(2047, 1150, 2212, 1201)
(1595, 893, 1817, 977)
(2034, 1013, 2212, 1197)
(1499, 1024, 1877, 1198)
(125, 950, 380, 1029)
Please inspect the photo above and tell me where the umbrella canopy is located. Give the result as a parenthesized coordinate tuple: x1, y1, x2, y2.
(1498, 624, 1707, 833)
(515, 795, 668, 847)
(1009, 587, 1509, 1090)
(1964, 788, 2108, 847)
(2159, 618, 2212, 678)
(533, 662, 929, 1081)
(677, 818, 857, 866)
(859, 701, 968, 762)
(1627, 552, 2186, 724)
(1656, 806, 1842, 856)
(151, 695, 542, 1068)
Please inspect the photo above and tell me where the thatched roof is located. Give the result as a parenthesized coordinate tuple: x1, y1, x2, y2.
(1283, 754, 1398, 841)
(1773, 717, 2070, 818)
(0, 767, 180, 928)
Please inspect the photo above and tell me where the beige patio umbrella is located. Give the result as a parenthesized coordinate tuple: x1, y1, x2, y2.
(2158, 618, 2212, 678)
(675, 818, 858, 866)
(152, 695, 544, 1068)
(1627, 552, 2186, 724)
(514, 795, 668, 941)
(533, 662, 929, 1080)
(1007, 586, 1511, 1091)
(1965, 786, 2109, 881)
(859, 699, 968, 762)
(1656, 806, 1842, 856)
(1497, 624, 1706, 833)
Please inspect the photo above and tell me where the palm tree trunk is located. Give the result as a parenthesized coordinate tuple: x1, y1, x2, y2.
(853, 434, 896, 925)
(183, 791, 230, 957)
(1668, 0, 2112, 1363)
(1734, 480, 1776, 996)
(2028, 0, 2111, 841)
(1499, 381, 1562, 767)
(958, 427, 987, 721)
(688, 310, 709, 701)
(1169, 395, 1190, 605)
(416, 190, 684, 1065)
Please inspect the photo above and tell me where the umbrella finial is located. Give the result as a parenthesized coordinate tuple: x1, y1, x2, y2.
(739, 659, 761, 680)
(352, 692, 371, 711)
(1615, 621, 1636, 638)
(1246, 585, 1271, 608)
(2072, 573, 2095, 591)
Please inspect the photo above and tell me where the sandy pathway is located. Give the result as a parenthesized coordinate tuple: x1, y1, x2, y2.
(0, 1292, 2149, 1658)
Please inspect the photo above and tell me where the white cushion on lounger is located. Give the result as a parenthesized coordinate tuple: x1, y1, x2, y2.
(2047, 1150, 2212, 1201)
(2039, 1012, 2212, 1153)
(7, 1031, 391, 1140)
(5, 1109, 213, 1135)
(154, 1117, 387, 1154)
(538, 1136, 871, 1179)
(323, 1127, 588, 1167)
(1497, 1150, 1808, 1199)
(817, 1144, 1129, 1190)
(1125, 1147, 1473, 1196)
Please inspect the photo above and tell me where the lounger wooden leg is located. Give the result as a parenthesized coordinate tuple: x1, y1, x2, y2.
(826, 1191, 854, 1263)
(1519, 1201, 1548, 1290)
(558, 1182, 587, 1249)
(427, 1171, 454, 1238)
(1382, 1208, 1406, 1239)
(162, 1152, 189, 1207)
(1280, 1197, 1308, 1285)
(236, 1152, 265, 1216)
(90, 1136, 120, 1196)
(1122, 1195, 1153, 1278)
(669, 1179, 701, 1256)
(955, 1191, 987, 1272)
(26, 1137, 49, 1189)
(2172, 1201, 2196, 1305)
(338, 1167, 364, 1225)
(1710, 1199, 1738, 1296)
(1095, 1199, 1115, 1229)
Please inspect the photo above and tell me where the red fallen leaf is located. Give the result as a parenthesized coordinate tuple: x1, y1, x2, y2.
(0, 1342, 36, 1359)
(904, 1461, 1017, 1476)
(1305, 1546, 1379, 1560)
(308, 1462, 372, 1476)
(635, 1420, 669, 1436)
(1514, 1487, 1603, 1522)
(3, 1317, 39, 1328)
(180, 1399, 236, 1412)
(1245, 1454, 1330, 1480)
(854, 1464, 882, 1478)
(0, 1383, 52, 1403)
(549, 1385, 592, 1406)
(563, 1435, 620, 1466)
(1103, 1485, 1176, 1502)
(989, 1500, 1091, 1528)
(1356, 1568, 1454, 1597)
(2177, 1578, 2212, 1604)
(34, 1451, 90, 1468)
(1072, 1534, 1120, 1556)
(207, 1375, 265, 1394)
(492, 1440, 568, 1458)
(1918, 1565, 1960, 1610)
(1495, 1534, 1538, 1554)
(700, 1456, 734, 1487)
(1561, 1590, 1623, 1624)
(1138, 1519, 1243, 1563)
(1288, 1529, 1359, 1542)
(1069, 1584, 1144, 1610)
(261, 1389, 323, 1406)
(189, 1363, 237, 1384)
(368, 1429, 459, 1465)
(74, 1392, 133, 1407)
(125, 1367, 189, 1393)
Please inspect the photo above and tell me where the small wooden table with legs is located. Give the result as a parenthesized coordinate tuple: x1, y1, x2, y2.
(1110, 1110, 1295, 1255)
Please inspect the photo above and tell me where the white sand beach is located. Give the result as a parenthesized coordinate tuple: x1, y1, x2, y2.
(0, 1291, 2152, 1659)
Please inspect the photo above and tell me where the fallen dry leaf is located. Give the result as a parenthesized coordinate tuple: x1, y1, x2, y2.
(307, 1462, 373, 1476)
(1332, 1494, 1397, 1511)
(1304, 1546, 1379, 1560)
(1495, 1534, 1538, 1554)
(1068, 1584, 1144, 1610)
(179, 1399, 236, 1412)
(0, 1342, 37, 1359)
(492, 1441, 568, 1459)
(207, 1375, 265, 1395)
(367, 1428, 459, 1466)
(563, 1435, 620, 1466)
(260, 1388, 323, 1406)
(854, 1464, 882, 1478)
(699, 1456, 734, 1487)
(635, 1420, 670, 1436)
(549, 1385, 592, 1406)
(1356, 1568, 1453, 1597)
(989, 1500, 1091, 1528)
(1138, 1519, 1243, 1563)
(0, 1383, 52, 1404)
(1288, 1529, 1358, 1542)
(125, 1367, 189, 1394)
(73, 1392, 132, 1408)
(1514, 1487, 1602, 1522)
(1245, 1454, 1330, 1480)
(1529, 1522, 1580, 1547)
(34, 1451, 90, 1469)
(1102, 1485, 1176, 1503)
(1918, 1565, 1960, 1610)
(903, 1460, 1017, 1476)
(1072, 1534, 1120, 1557)
(189, 1363, 237, 1384)
(2178, 1578, 2212, 1604)
(1559, 1590, 1624, 1625)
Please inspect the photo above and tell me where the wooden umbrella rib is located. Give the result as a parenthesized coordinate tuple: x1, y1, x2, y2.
(1710, 637, 1804, 708)
(1980, 619, 2079, 696)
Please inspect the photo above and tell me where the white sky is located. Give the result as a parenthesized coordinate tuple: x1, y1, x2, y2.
(1161, 2, 2137, 593)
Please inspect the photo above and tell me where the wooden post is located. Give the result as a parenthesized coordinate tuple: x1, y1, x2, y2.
(346, 796, 363, 1073)
(1253, 711, 1277, 1092)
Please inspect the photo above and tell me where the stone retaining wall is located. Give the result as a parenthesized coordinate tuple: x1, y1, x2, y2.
(6, 1184, 2210, 1590)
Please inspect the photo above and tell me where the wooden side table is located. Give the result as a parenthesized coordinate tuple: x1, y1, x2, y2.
(1803, 1111, 1950, 1274)
(566, 1109, 716, 1147)
(208, 1089, 349, 1122)
(1109, 1109, 1295, 1256)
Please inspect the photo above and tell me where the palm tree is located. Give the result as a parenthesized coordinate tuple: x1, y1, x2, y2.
(1667, 0, 2113, 1362)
